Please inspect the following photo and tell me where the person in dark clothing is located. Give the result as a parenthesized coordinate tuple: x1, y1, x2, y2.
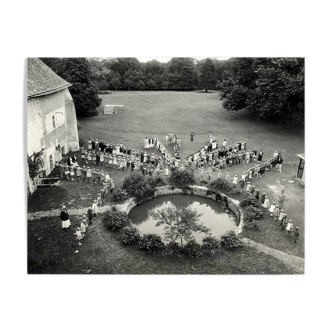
(258, 149, 263, 162)
(87, 207, 93, 225)
(71, 234, 79, 253)
(190, 132, 194, 142)
(294, 227, 300, 243)
(60, 206, 71, 230)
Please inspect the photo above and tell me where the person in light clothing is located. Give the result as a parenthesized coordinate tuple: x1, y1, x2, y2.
(232, 175, 239, 187)
(91, 200, 99, 217)
(262, 195, 270, 209)
(286, 220, 294, 236)
(269, 202, 276, 216)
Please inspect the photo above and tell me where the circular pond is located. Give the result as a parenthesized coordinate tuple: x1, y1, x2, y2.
(128, 194, 238, 244)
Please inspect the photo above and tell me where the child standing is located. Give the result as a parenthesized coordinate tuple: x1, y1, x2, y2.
(286, 220, 294, 236)
(232, 175, 239, 187)
(87, 206, 93, 225)
(92, 199, 99, 217)
(269, 202, 276, 217)
(71, 234, 79, 253)
(294, 227, 300, 243)
(75, 227, 83, 244)
(274, 205, 280, 221)
(262, 195, 270, 209)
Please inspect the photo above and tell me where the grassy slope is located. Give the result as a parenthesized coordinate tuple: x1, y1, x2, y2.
(28, 91, 305, 273)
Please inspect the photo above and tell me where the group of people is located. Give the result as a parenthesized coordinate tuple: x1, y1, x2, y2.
(244, 187, 300, 243)
(60, 206, 89, 253)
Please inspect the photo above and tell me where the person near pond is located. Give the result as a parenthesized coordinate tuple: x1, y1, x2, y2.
(60, 206, 71, 230)
(88, 138, 92, 151)
(255, 189, 260, 201)
(269, 202, 276, 217)
(286, 220, 294, 236)
(279, 210, 287, 230)
(276, 189, 285, 209)
(274, 205, 280, 221)
(232, 175, 239, 187)
(294, 227, 300, 243)
(262, 195, 270, 209)
(261, 192, 266, 205)
(87, 206, 93, 225)
(92, 200, 99, 217)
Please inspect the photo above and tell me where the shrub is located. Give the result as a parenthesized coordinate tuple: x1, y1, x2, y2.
(145, 175, 165, 187)
(121, 226, 141, 245)
(241, 194, 258, 207)
(138, 234, 164, 254)
(202, 236, 221, 252)
(169, 168, 195, 187)
(243, 219, 260, 230)
(244, 205, 264, 221)
(103, 208, 129, 231)
(163, 241, 183, 258)
(182, 239, 202, 258)
(122, 173, 156, 201)
(111, 188, 128, 202)
(220, 231, 243, 249)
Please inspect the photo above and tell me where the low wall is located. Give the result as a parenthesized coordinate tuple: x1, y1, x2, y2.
(130, 185, 244, 234)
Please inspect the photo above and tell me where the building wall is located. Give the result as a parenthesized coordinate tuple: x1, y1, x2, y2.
(27, 88, 79, 195)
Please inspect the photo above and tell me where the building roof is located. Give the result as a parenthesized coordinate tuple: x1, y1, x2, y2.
(296, 154, 305, 160)
(27, 58, 72, 99)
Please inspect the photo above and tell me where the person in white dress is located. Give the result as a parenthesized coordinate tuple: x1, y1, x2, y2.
(286, 220, 294, 236)
(232, 175, 239, 187)
(91, 200, 99, 217)
(269, 202, 276, 216)
(262, 196, 270, 209)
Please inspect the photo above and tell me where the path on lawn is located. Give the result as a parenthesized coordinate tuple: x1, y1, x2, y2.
(28, 206, 304, 274)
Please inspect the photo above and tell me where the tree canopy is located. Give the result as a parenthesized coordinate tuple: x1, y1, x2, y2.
(40, 58, 102, 117)
(219, 58, 304, 126)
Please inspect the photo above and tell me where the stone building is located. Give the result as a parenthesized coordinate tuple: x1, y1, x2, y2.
(27, 58, 79, 194)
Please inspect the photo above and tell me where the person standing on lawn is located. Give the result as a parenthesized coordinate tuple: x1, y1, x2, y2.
(87, 206, 93, 225)
(258, 149, 263, 162)
(190, 132, 194, 142)
(60, 206, 71, 230)
(261, 192, 266, 206)
(294, 227, 300, 243)
(262, 195, 270, 209)
(277, 190, 285, 209)
(276, 153, 284, 173)
(286, 220, 294, 236)
(91, 200, 99, 217)
(71, 234, 79, 253)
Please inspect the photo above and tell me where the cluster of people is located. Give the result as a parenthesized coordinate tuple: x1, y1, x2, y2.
(165, 132, 181, 155)
(60, 206, 90, 254)
(185, 135, 250, 169)
(242, 187, 299, 243)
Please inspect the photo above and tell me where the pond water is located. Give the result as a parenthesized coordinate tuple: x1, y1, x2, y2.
(129, 194, 238, 244)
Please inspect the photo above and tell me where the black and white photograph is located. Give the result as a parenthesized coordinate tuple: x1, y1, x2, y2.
(27, 56, 305, 275)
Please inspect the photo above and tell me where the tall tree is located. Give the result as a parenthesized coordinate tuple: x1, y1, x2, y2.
(149, 205, 209, 246)
(220, 57, 304, 126)
(199, 58, 216, 92)
(40, 58, 101, 117)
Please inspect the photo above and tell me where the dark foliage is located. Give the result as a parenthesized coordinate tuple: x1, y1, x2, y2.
(181, 239, 203, 258)
(169, 168, 196, 187)
(111, 189, 129, 202)
(121, 226, 141, 245)
(122, 173, 156, 201)
(138, 234, 164, 254)
(27, 149, 44, 179)
(220, 231, 243, 249)
(103, 208, 129, 231)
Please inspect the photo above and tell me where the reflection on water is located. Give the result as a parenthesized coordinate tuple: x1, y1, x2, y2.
(129, 194, 237, 244)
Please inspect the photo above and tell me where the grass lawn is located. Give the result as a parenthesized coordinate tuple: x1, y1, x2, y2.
(28, 91, 305, 273)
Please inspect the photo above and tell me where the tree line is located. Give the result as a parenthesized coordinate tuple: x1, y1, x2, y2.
(88, 57, 226, 92)
(40, 57, 304, 126)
